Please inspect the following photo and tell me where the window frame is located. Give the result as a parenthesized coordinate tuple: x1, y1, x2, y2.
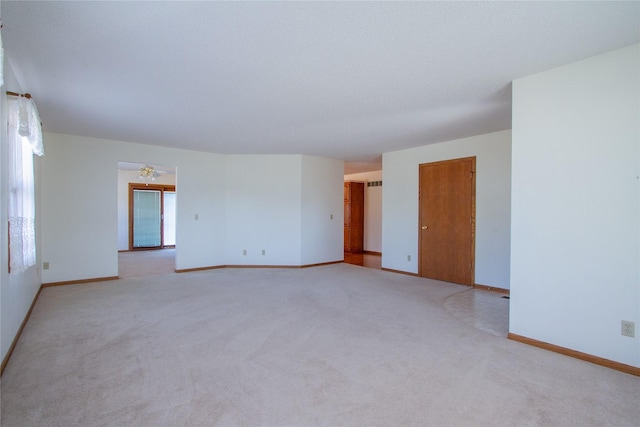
(128, 183, 176, 251)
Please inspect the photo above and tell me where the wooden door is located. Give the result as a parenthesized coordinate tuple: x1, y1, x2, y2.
(419, 157, 475, 285)
(344, 182, 364, 253)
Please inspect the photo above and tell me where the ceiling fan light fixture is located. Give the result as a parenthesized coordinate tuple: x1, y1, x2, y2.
(139, 164, 159, 184)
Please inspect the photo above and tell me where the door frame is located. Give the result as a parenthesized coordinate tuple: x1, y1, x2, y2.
(418, 157, 476, 285)
(128, 183, 176, 251)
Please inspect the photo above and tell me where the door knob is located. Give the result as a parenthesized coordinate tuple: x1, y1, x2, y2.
(421, 225, 429, 230)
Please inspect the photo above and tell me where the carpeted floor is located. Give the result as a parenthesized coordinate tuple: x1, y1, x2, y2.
(1, 264, 639, 426)
(444, 288, 510, 337)
(119, 248, 176, 279)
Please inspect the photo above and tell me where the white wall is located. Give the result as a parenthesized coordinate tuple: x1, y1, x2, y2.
(40, 133, 226, 281)
(301, 155, 344, 265)
(40, 139, 344, 281)
(0, 61, 42, 364)
(117, 169, 176, 251)
(224, 155, 303, 266)
(223, 154, 344, 266)
(511, 44, 639, 367)
(382, 130, 512, 289)
(175, 151, 227, 271)
(344, 170, 383, 253)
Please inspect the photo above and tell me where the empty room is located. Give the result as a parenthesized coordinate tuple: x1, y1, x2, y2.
(1, 2, 639, 426)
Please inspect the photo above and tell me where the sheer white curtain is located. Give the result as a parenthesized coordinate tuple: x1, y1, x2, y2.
(0, 26, 4, 87)
(7, 96, 44, 273)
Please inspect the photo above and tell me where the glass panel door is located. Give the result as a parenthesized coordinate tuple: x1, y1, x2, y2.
(133, 189, 162, 248)
(163, 191, 176, 246)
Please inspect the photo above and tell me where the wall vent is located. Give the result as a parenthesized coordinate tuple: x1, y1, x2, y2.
(367, 181, 383, 187)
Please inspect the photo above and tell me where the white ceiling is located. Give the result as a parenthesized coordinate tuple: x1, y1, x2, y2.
(2, 2, 639, 174)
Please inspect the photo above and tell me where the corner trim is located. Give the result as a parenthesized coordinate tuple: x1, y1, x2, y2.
(363, 251, 382, 256)
(176, 261, 342, 273)
(508, 333, 640, 377)
(381, 267, 419, 277)
(175, 265, 225, 273)
(225, 264, 301, 269)
(1, 285, 43, 376)
(302, 260, 343, 268)
(42, 276, 119, 287)
(474, 283, 510, 294)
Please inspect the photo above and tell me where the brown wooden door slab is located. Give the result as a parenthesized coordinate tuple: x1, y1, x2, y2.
(344, 182, 364, 253)
(419, 157, 475, 285)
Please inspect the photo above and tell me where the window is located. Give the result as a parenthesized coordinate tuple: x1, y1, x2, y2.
(163, 191, 176, 246)
(7, 95, 43, 273)
(128, 183, 176, 250)
(133, 189, 162, 248)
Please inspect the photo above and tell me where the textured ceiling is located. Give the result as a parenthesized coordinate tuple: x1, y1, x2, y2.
(2, 1, 639, 173)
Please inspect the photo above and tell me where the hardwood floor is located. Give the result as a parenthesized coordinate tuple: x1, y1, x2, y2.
(343, 252, 381, 269)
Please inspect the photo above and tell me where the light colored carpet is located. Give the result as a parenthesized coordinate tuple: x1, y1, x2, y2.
(118, 248, 176, 279)
(444, 289, 510, 337)
(1, 264, 639, 426)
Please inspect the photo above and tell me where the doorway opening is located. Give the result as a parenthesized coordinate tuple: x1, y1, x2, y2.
(342, 168, 384, 271)
(117, 162, 177, 278)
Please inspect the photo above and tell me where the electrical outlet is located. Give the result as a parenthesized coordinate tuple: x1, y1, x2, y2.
(43, 261, 49, 270)
(243, 249, 247, 256)
(621, 320, 635, 338)
(262, 249, 266, 255)
(407, 255, 411, 262)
